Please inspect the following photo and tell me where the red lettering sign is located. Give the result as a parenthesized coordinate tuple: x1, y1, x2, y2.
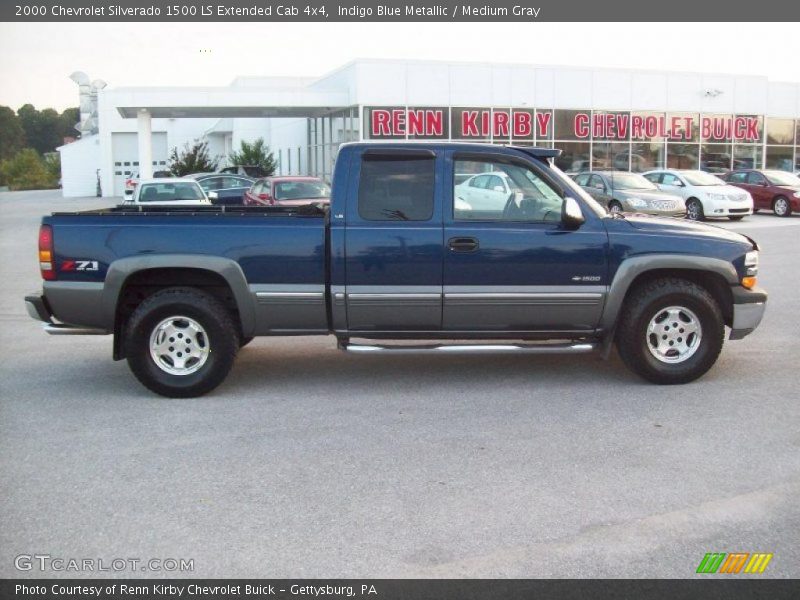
(371, 109, 391, 136)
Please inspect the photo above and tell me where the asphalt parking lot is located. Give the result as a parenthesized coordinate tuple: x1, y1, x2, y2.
(1, 190, 798, 579)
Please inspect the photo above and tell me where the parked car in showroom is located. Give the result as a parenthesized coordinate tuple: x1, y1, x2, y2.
(123, 178, 211, 207)
(123, 170, 174, 197)
(244, 176, 331, 207)
(185, 173, 254, 206)
(454, 171, 521, 217)
(572, 171, 686, 217)
(722, 169, 800, 217)
(642, 169, 753, 221)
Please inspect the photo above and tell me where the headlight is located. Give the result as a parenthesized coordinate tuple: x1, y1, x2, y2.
(742, 250, 759, 288)
(626, 197, 647, 208)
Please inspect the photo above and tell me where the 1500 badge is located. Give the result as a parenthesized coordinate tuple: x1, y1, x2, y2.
(61, 260, 99, 272)
(572, 275, 601, 282)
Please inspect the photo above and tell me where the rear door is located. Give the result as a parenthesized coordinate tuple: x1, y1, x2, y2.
(344, 148, 443, 331)
(442, 151, 608, 332)
(746, 171, 771, 209)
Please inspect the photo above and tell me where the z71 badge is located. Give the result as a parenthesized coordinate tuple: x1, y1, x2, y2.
(61, 260, 99, 272)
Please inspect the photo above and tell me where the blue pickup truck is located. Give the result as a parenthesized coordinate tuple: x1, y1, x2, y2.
(26, 143, 766, 397)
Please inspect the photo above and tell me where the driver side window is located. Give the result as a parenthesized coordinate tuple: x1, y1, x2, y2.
(453, 158, 563, 223)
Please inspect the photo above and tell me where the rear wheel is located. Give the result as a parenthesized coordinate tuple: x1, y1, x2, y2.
(608, 200, 624, 215)
(773, 196, 791, 217)
(126, 287, 239, 397)
(616, 278, 724, 384)
(685, 198, 704, 221)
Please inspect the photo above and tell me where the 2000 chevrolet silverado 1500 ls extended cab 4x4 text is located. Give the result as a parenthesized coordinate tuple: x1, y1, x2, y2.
(25, 143, 767, 397)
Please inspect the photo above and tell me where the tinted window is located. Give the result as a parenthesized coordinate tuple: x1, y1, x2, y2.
(643, 172, 662, 184)
(661, 173, 682, 186)
(358, 155, 435, 221)
(574, 173, 590, 186)
(747, 172, 767, 185)
(728, 172, 748, 183)
(138, 182, 204, 202)
(589, 175, 606, 191)
(454, 158, 563, 222)
(471, 175, 490, 189)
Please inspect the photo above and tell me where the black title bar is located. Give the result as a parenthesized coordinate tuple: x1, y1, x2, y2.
(3, 579, 800, 600)
(3, 0, 800, 21)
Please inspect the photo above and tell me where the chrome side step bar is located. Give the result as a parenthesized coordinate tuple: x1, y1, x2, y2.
(340, 342, 598, 354)
(44, 323, 109, 336)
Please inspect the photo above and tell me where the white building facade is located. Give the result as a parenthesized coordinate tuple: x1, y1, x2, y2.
(59, 59, 800, 198)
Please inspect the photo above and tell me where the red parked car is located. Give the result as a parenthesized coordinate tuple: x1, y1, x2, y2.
(243, 176, 331, 207)
(722, 169, 800, 217)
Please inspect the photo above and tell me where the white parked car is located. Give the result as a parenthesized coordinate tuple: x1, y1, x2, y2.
(124, 178, 211, 206)
(454, 172, 518, 214)
(642, 169, 753, 221)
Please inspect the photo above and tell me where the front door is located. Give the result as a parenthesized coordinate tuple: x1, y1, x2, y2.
(443, 152, 608, 333)
(344, 148, 443, 331)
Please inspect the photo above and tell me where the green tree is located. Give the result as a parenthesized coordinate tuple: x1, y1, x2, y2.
(0, 106, 26, 160)
(17, 104, 63, 154)
(58, 107, 80, 140)
(227, 137, 277, 175)
(0, 149, 58, 190)
(168, 139, 218, 176)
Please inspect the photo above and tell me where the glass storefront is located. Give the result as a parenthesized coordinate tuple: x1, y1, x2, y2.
(359, 107, 799, 174)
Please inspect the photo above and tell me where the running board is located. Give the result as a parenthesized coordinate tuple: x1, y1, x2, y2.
(44, 323, 110, 335)
(340, 341, 598, 354)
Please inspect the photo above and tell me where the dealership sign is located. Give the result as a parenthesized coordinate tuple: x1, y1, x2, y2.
(365, 107, 761, 142)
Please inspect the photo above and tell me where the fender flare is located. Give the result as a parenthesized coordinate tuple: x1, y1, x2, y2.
(102, 254, 256, 336)
(599, 254, 738, 331)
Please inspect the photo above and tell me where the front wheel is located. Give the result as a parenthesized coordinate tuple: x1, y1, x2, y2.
(126, 287, 239, 397)
(685, 198, 704, 221)
(616, 278, 724, 384)
(773, 196, 791, 217)
(608, 200, 624, 215)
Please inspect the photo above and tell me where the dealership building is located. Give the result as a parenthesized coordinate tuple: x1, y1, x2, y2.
(59, 59, 800, 197)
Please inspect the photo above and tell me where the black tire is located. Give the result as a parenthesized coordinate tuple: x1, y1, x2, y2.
(616, 278, 724, 384)
(126, 287, 239, 398)
(240, 337, 254, 348)
(608, 200, 624, 215)
(728, 215, 745, 221)
(685, 198, 704, 221)
(773, 196, 791, 217)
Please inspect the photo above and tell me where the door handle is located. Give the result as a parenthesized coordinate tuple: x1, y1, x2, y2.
(448, 237, 479, 252)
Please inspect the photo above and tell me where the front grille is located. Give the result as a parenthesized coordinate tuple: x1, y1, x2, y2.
(730, 208, 749, 214)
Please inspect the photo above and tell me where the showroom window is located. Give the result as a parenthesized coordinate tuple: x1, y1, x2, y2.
(358, 154, 435, 221)
(766, 146, 794, 171)
(591, 142, 630, 170)
(767, 118, 795, 145)
(630, 142, 665, 172)
(553, 142, 590, 173)
(666, 144, 699, 169)
(700, 143, 732, 173)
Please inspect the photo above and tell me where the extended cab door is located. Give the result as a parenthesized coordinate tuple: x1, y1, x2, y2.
(343, 148, 443, 331)
(442, 151, 608, 332)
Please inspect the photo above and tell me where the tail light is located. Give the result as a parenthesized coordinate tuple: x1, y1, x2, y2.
(39, 224, 55, 280)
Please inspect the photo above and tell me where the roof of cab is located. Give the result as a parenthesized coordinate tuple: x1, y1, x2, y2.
(339, 141, 561, 158)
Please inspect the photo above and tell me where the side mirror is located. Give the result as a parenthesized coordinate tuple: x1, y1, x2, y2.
(562, 197, 585, 229)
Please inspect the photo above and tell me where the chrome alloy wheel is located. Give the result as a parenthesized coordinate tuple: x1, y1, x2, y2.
(609, 202, 623, 214)
(774, 197, 789, 216)
(149, 316, 210, 375)
(646, 306, 702, 364)
(686, 200, 701, 220)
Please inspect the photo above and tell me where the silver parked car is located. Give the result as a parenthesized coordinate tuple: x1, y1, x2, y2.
(573, 171, 686, 217)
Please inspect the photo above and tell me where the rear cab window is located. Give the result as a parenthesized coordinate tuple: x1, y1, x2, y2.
(357, 152, 435, 221)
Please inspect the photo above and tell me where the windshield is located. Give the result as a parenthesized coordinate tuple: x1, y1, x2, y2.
(274, 180, 331, 200)
(549, 164, 608, 218)
(682, 171, 725, 186)
(764, 170, 800, 186)
(608, 173, 658, 191)
(138, 182, 205, 202)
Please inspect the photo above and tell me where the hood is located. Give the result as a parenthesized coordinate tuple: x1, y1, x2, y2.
(776, 185, 800, 194)
(619, 214, 753, 246)
(617, 189, 683, 203)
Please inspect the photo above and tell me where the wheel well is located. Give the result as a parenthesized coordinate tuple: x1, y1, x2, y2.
(622, 269, 734, 327)
(113, 268, 242, 360)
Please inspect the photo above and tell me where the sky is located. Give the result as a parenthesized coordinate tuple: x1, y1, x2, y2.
(0, 22, 798, 111)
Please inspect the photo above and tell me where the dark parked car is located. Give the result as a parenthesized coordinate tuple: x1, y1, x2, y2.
(186, 173, 254, 206)
(244, 176, 331, 207)
(219, 165, 270, 178)
(722, 169, 800, 217)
